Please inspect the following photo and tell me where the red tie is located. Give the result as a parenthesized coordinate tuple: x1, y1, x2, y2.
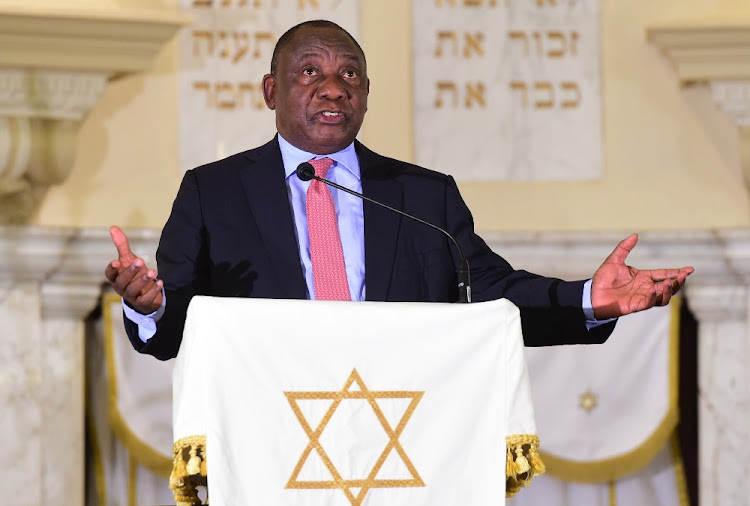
(306, 157, 351, 301)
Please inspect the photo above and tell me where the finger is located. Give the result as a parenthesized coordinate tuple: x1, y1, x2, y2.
(104, 260, 121, 283)
(113, 259, 146, 296)
(646, 265, 695, 281)
(604, 233, 638, 265)
(109, 225, 136, 262)
(134, 279, 164, 312)
(123, 266, 155, 300)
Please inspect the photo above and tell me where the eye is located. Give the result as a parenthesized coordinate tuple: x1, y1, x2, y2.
(343, 70, 357, 79)
(302, 67, 317, 76)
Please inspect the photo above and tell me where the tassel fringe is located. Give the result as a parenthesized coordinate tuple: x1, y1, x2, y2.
(506, 434, 545, 497)
(170, 435, 209, 506)
(169, 433, 543, 500)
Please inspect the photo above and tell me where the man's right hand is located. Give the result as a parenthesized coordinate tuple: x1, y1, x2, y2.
(105, 225, 164, 315)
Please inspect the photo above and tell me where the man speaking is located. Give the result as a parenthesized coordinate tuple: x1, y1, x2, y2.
(105, 20, 693, 360)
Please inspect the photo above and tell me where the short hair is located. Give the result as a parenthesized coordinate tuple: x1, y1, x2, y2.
(269, 19, 366, 74)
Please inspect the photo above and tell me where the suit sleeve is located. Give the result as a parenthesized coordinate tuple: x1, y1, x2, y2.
(124, 170, 209, 360)
(443, 175, 616, 346)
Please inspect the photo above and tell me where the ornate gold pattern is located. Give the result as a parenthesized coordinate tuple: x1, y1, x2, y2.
(579, 390, 598, 412)
(285, 368, 425, 506)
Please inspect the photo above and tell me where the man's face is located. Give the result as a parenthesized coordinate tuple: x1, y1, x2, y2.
(262, 26, 369, 155)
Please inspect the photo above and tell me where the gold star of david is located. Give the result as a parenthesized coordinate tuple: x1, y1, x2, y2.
(285, 368, 425, 505)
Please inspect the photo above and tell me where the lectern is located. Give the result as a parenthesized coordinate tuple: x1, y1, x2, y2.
(170, 297, 543, 505)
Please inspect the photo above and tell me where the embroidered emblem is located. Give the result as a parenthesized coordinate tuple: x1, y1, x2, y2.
(285, 368, 425, 505)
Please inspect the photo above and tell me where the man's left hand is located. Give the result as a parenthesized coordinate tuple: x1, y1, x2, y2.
(591, 233, 694, 319)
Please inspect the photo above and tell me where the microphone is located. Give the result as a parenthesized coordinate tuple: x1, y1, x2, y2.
(297, 162, 471, 303)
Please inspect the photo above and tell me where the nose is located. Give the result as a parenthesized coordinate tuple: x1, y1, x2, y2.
(317, 74, 348, 100)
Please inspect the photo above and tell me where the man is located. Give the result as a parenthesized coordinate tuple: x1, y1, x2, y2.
(105, 20, 693, 361)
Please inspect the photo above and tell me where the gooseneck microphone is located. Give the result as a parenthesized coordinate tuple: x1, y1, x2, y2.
(297, 162, 472, 303)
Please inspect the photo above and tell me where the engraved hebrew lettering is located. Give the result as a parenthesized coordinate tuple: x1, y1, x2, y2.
(253, 32, 275, 59)
(463, 32, 484, 57)
(193, 81, 213, 107)
(232, 31, 250, 63)
(508, 31, 529, 56)
(560, 81, 581, 108)
(534, 81, 554, 108)
(435, 31, 458, 57)
(465, 82, 486, 107)
(509, 81, 528, 108)
(215, 82, 238, 109)
(434, 81, 458, 108)
(193, 30, 214, 57)
(547, 31, 565, 58)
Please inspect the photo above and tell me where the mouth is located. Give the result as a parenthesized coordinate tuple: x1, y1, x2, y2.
(315, 110, 347, 124)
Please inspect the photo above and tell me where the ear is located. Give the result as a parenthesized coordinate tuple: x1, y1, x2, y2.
(262, 73, 276, 110)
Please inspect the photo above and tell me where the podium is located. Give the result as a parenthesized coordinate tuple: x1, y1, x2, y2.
(169, 297, 543, 505)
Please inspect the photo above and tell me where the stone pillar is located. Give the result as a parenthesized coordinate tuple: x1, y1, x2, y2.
(686, 283, 750, 506)
(0, 226, 160, 505)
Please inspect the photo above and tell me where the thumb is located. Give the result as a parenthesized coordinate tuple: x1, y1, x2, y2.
(605, 233, 638, 265)
(109, 225, 136, 262)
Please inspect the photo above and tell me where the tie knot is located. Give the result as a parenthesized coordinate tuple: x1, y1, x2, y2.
(308, 157, 335, 178)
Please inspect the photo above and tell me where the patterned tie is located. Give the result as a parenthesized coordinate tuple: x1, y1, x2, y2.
(306, 157, 351, 301)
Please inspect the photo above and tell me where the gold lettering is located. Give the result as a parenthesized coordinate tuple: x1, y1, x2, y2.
(253, 32, 275, 59)
(434, 81, 458, 108)
(509, 81, 528, 108)
(560, 82, 581, 108)
(435, 31, 458, 58)
(463, 32, 484, 58)
(465, 82, 486, 107)
(534, 81, 554, 108)
(232, 31, 250, 63)
(547, 31, 565, 58)
(193, 81, 213, 107)
(508, 31, 528, 56)
(193, 30, 214, 57)
(215, 82, 238, 109)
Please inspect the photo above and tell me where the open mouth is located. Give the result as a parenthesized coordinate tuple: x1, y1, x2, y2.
(317, 111, 346, 123)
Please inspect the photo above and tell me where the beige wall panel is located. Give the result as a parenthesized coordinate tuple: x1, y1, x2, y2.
(32, 0, 750, 231)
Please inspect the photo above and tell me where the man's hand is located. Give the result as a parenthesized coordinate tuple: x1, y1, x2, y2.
(591, 233, 694, 320)
(104, 225, 164, 315)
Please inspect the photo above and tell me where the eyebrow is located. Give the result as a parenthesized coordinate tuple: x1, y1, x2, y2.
(294, 51, 363, 64)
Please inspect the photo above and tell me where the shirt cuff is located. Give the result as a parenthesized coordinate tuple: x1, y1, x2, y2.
(582, 279, 616, 330)
(121, 290, 166, 343)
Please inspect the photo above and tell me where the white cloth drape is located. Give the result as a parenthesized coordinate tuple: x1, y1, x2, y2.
(173, 297, 539, 505)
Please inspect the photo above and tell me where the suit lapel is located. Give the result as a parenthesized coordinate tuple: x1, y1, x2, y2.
(357, 142, 403, 301)
(240, 137, 307, 299)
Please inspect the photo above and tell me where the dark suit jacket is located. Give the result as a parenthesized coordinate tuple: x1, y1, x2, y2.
(126, 137, 615, 359)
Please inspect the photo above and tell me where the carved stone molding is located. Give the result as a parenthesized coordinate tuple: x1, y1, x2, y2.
(648, 19, 750, 193)
(711, 80, 750, 127)
(0, 69, 107, 120)
(647, 20, 750, 82)
(0, 3, 190, 223)
(0, 4, 190, 74)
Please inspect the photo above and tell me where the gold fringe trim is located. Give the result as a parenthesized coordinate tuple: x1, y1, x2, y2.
(506, 434, 545, 497)
(169, 433, 545, 501)
(170, 435, 209, 506)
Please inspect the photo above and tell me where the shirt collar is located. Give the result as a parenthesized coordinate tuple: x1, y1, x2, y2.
(278, 133, 360, 180)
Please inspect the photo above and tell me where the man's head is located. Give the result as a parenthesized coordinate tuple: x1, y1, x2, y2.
(262, 20, 369, 155)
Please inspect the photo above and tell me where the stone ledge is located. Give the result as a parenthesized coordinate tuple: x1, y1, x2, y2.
(647, 18, 750, 81)
(0, 4, 191, 74)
